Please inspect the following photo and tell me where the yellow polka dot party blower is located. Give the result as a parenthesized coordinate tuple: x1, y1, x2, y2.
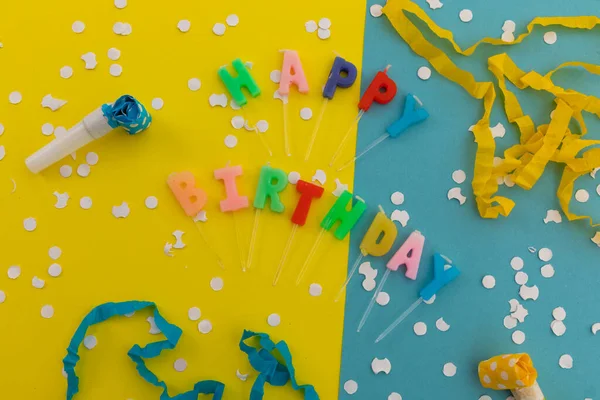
(478, 353, 544, 400)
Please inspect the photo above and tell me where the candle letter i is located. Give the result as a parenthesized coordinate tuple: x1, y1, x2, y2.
(279, 50, 309, 156)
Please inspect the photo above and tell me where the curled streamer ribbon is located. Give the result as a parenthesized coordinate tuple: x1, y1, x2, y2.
(383, 0, 600, 226)
(101, 94, 152, 135)
(63, 301, 225, 400)
(239, 330, 320, 400)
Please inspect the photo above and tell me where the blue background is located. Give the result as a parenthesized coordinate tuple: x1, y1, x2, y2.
(340, 0, 600, 399)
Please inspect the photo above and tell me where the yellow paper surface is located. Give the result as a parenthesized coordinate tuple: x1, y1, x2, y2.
(0, 0, 366, 398)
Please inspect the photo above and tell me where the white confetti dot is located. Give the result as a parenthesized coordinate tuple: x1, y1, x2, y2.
(84, 335, 97, 349)
(213, 23, 226, 36)
(388, 393, 402, 400)
(198, 319, 212, 334)
(107, 48, 121, 60)
(231, 116, 245, 129)
(85, 152, 99, 166)
(413, 321, 427, 336)
(515, 271, 528, 285)
(501, 31, 515, 43)
(256, 120, 269, 133)
(510, 256, 524, 271)
(0, 123, 4, 135)
(226, 14, 239, 27)
(502, 20, 516, 32)
(305, 20, 318, 33)
(424, 294, 436, 304)
(443, 362, 457, 377)
(77, 164, 91, 177)
(370, 4, 383, 17)
(174, 358, 187, 372)
(113, 22, 125, 34)
(121, 23, 132, 35)
(417, 66, 432, 80)
(48, 263, 62, 277)
(288, 171, 301, 185)
(552, 307, 566, 321)
(452, 169, 466, 184)
(541, 264, 555, 278)
(390, 191, 404, 205)
(318, 28, 331, 40)
(42, 123, 54, 136)
(41, 305, 54, 319)
(559, 354, 573, 369)
(300, 107, 313, 120)
(551, 320, 566, 336)
(482, 275, 496, 289)
(503, 315, 517, 329)
(309, 283, 322, 296)
(8, 266, 21, 279)
(318, 18, 331, 29)
(188, 78, 201, 91)
(114, 0, 127, 8)
(32, 276, 45, 288)
(538, 248, 553, 262)
(145, 196, 158, 209)
(60, 165, 73, 178)
(0, 145, 5, 160)
(210, 277, 224, 291)
(112, 202, 130, 218)
(512, 330, 526, 345)
(376, 292, 390, 306)
(81, 52, 98, 69)
(270, 70, 281, 83)
(479, 396, 492, 400)
(24, 217, 37, 232)
(9, 91, 22, 104)
(80, 196, 92, 209)
(575, 189, 589, 203)
(436, 317, 450, 332)
(267, 313, 281, 327)
(343, 380, 358, 395)
(544, 31, 557, 45)
(0, 290, 5, 304)
(188, 307, 201, 321)
(60, 66, 73, 79)
(591, 323, 600, 335)
(177, 19, 191, 32)
(49, 246, 62, 260)
(151, 98, 164, 110)
(109, 63, 123, 77)
(597, 184, 600, 196)
(224, 135, 238, 149)
(72, 21, 85, 34)
(459, 9, 473, 22)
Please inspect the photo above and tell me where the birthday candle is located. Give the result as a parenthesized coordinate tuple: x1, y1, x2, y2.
(334, 206, 397, 301)
(304, 56, 358, 161)
(278, 50, 309, 156)
(214, 164, 249, 271)
(374, 253, 461, 343)
(296, 190, 367, 285)
(329, 66, 397, 166)
(273, 180, 324, 285)
(337, 94, 429, 171)
(357, 230, 425, 332)
(246, 165, 289, 271)
(167, 171, 225, 269)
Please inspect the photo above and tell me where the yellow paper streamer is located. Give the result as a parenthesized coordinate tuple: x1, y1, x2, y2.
(478, 353, 538, 390)
(383, 0, 600, 226)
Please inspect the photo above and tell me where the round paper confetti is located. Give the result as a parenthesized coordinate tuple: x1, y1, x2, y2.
(213, 23, 226, 36)
(512, 330, 525, 345)
(270, 70, 281, 83)
(552, 307, 566, 321)
(575, 189, 589, 203)
(288, 171, 300, 184)
(256, 120, 269, 133)
(376, 292, 390, 306)
(318, 18, 331, 29)
(538, 248, 553, 262)
(478, 396, 491, 400)
(60, 165, 72, 178)
(121, 23, 132, 35)
(77, 164, 90, 177)
(72, 21, 85, 33)
(9, 91, 22, 104)
(459, 9, 473, 22)
(107, 48, 121, 60)
(305, 20, 318, 33)
(86, 152, 99, 166)
(435, 318, 450, 332)
(48, 263, 62, 277)
(177, 20, 191, 32)
(49, 246, 62, 260)
(502, 20, 516, 32)
(503, 316, 517, 329)
(210, 277, 224, 291)
(226, 14, 239, 27)
(188, 307, 201, 321)
(231, 116, 245, 129)
(151, 98, 164, 110)
(417, 66, 432, 80)
(300, 107, 313, 120)
(8, 266, 21, 279)
(83, 335, 97, 349)
(267, 313, 281, 327)
(60, 66, 73, 79)
(174, 358, 188, 372)
(198, 320, 212, 334)
(370, 4, 383, 17)
(145, 196, 158, 209)
(224, 135, 238, 149)
(544, 31, 557, 45)
(0, 290, 5, 304)
(80, 196, 92, 209)
(317, 28, 331, 40)
(24, 217, 37, 232)
(0, 123, 4, 135)
(343, 380, 358, 395)
(32, 276, 45, 288)
(390, 191, 404, 205)
(42, 123, 54, 136)
(188, 78, 201, 91)
(413, 321, 427, 336)
(551, 320, 566, 336)
(452, 169, 466, 184)
(482, 275, 496, 289)
(113, 22, 125, 34)
(597, 184, 600, 196)
(443, 362, 457, 377)
(510, 256, 524, 271)
(109, 64, 123, 77)
(501, 31, 515, 43)
(114, 0, 127, 8)
(41, 305, 54, 319)
(559, 354, 573, 369)
(309, 283, 322, 296)
(541, 264, 555, 278)
(515, 271, 528, 285)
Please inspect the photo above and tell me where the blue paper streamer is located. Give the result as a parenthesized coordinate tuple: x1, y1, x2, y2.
(63, 301, 224, 400)
(102, 94, 152, 135)
(239, 330, 320, 400)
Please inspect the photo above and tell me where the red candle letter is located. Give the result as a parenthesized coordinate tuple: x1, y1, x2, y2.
(291, 180, 324, 226)
(358, 71, 398, 112)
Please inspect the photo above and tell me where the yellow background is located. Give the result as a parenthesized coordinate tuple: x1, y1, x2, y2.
(0, 0, 366, 398)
